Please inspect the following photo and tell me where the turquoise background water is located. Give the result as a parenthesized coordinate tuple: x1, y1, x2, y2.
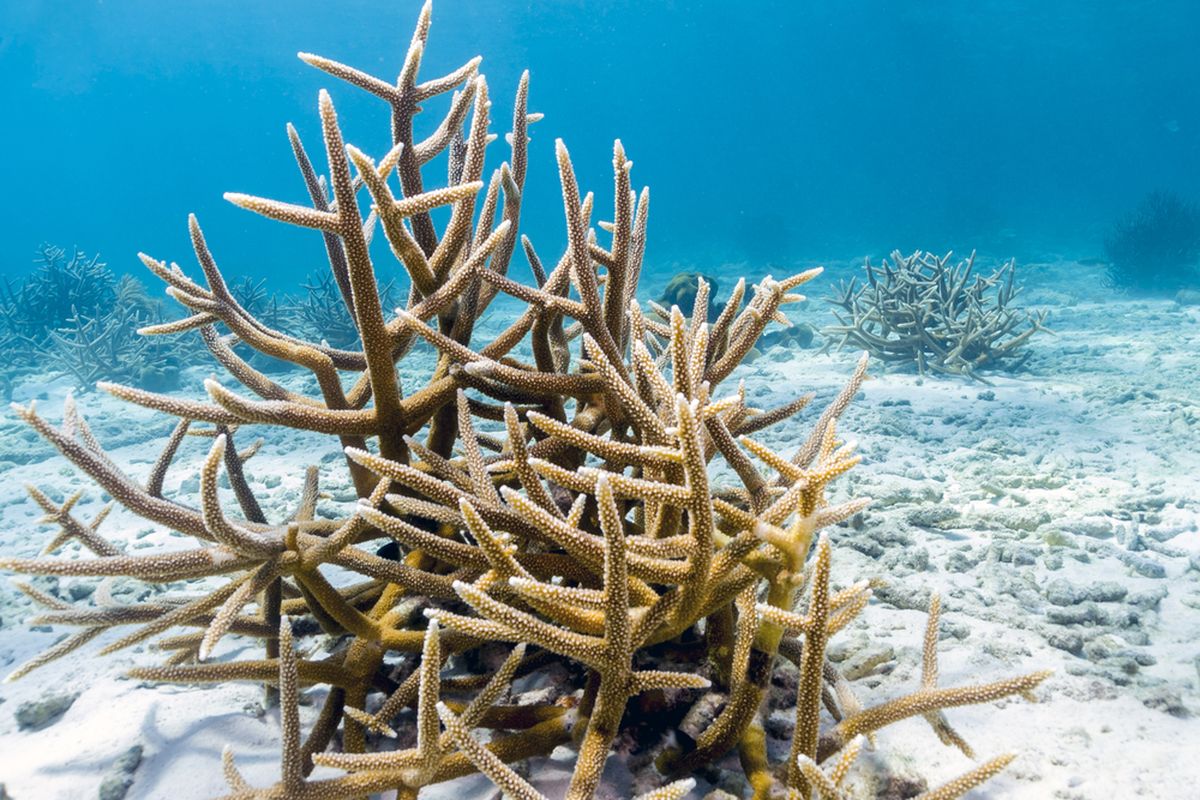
(2, 0, 1198, 290)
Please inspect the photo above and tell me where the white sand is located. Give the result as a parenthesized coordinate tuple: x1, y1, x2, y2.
(0, 258, 1197, 798)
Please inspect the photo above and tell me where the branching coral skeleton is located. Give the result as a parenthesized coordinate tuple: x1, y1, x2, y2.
(825, 250, 1050, 382)
(1, 3, 1049, 797)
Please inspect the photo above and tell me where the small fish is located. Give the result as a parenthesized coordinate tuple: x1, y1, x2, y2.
(1164, 119, 1180, 133)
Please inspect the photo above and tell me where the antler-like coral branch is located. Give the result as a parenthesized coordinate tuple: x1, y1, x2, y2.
(0, 4, 1051, 799)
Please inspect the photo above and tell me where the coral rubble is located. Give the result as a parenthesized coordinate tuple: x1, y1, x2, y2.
(1, 4, 1048, 798)
(825, 250, 1048, 383)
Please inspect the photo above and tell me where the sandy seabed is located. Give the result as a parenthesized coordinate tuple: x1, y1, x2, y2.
(0, 257, 1197, 799)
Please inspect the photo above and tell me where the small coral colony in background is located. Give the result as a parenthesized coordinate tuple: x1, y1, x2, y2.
(1, 3, 1055, 799)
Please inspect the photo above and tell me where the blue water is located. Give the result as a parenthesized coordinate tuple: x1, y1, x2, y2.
(2, 0, 1198, 289)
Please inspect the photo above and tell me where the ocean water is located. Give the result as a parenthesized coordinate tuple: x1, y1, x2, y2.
(1, 2, 1199, 799)
(3, 0, 1199, 287)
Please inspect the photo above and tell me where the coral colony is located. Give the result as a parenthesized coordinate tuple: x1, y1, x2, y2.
(1, 4, 1048, 798)
(825, 250, 1048, 383)
(0, 247, 191, 394)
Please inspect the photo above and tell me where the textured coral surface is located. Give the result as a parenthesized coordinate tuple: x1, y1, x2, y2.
(17, 4, 1195, 800)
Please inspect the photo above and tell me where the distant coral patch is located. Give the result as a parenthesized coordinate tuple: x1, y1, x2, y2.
(825, 250, 1048, 382)
(1104, 189, 1200, 294)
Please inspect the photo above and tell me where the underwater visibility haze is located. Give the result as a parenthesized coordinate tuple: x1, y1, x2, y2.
(0, 2, 1198, 799)
(4, 0, 1200, 276)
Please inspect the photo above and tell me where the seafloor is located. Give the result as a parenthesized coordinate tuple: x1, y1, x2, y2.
(0, 256, 1196, 799)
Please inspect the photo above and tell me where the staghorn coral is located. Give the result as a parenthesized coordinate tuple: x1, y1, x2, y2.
(297, 270, 400, 350)
(1, 248, 201, 390)
(1, 244, 118, 368)
(3, 245, 118, 334)
(39, 275, 194, 391)
(825, 250, 1049, 383)
(1, 4, 1049, 798)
